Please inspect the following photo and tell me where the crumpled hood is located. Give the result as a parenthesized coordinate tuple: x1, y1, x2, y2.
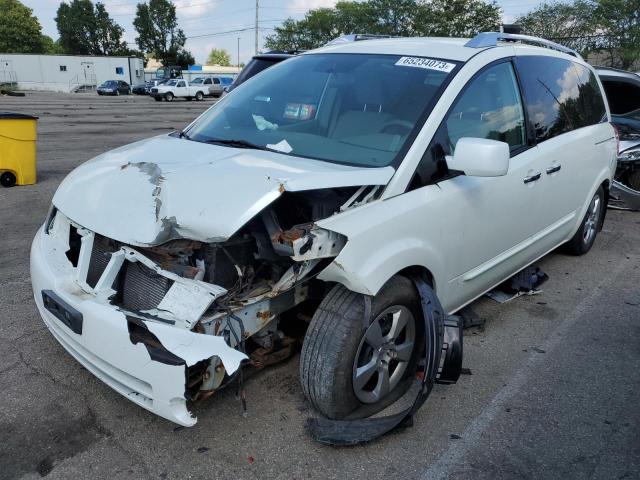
(53, 135, 394, 246)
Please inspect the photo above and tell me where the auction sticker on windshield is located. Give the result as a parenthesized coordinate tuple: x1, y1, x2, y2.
(395, 57, 456, 73)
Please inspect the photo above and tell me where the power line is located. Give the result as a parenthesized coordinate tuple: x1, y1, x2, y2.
(185, 25, 273, 39)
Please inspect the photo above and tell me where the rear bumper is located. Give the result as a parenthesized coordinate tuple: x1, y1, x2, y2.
(30, 220, 245, 426)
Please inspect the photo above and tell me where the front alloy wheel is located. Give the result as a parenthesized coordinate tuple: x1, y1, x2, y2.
(300, 276, 423, 420)
(353, 305, 416, 404)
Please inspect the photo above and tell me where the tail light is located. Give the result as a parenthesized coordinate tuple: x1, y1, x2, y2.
(611, 122, 620, 154)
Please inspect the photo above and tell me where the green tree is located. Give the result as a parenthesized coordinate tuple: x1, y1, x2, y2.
(207, 48, 231, 66)
(265, 0, 501, 51)
(41, 35, 65, 54)
(175, 49, 195, 68)
(595, 0, 640, 69)
(516, 1, 598, 55)
(416, 0, 501, 37)
(0, 0, 47, 53)
(134, 0, 189, 66)
(55, 0, 129, 55)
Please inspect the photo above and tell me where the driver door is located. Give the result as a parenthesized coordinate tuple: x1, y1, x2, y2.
(428, 60, 548, 307)
(176, 80, 187, 96)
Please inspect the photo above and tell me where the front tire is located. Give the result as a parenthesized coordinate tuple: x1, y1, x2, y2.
(165, 92, 174, 102)
(300, 276, 423, 420)
(565, 186, 604, 255)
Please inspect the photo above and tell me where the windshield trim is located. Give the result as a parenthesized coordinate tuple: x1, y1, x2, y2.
(184, 52, 464, 169)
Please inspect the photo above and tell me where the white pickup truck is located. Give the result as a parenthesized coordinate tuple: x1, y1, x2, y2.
(150, 79, 207, 102)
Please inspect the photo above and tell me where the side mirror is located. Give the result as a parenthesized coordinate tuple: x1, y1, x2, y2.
(446, 137, 510, 177)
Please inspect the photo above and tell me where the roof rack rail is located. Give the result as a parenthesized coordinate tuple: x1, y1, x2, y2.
(325, 34, 395, 46)
(465, 32, 582, 59)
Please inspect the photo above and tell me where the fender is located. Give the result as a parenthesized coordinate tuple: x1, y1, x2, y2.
(317, 190, 446, 301)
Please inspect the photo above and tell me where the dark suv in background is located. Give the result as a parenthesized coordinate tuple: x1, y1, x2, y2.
(224, 51, 297, 95)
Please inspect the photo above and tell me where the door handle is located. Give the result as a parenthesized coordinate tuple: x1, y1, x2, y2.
(523, 172, 541, 184)
(546, 165, 562, 174)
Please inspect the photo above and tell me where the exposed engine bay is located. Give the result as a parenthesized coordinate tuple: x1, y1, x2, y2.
(60, 185, 381, 400)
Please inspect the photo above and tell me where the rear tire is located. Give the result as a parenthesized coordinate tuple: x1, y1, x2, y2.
(300, 276, 423, 420)
(195, 91, 204, 101)
(565, 186, 604, 255)
(0, 171, 17, 188)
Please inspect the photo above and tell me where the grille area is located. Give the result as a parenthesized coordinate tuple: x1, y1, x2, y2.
(119, 261, 173, 312)
(87, 235, 120, 288)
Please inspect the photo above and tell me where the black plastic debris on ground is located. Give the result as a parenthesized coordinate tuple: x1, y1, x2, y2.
(459, 306, 485, 329)
(486, 266, 549, 304)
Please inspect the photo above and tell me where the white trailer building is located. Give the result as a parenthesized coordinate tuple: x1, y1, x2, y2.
(0, 54, 145, 93)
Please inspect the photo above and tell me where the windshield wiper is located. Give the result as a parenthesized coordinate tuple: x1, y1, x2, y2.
(178, 130, 190, 140)
(200, 138, 270, 151)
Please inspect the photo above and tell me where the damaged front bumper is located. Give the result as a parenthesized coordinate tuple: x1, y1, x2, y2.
(30, 217, 246, 426)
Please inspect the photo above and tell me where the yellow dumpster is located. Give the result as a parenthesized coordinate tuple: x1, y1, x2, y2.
(0, 112, 38, 187)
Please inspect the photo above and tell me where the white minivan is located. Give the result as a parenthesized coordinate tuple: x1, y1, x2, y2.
(31, 33, 617, 426)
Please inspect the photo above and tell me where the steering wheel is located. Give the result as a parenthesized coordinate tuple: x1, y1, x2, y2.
(380, 120, 414, 135)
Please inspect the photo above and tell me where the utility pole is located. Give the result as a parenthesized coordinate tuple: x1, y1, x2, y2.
(255, 0, 259, 54)
(237, 37, 240, 72)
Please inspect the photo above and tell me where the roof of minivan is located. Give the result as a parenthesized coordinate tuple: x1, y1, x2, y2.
(307, 36, 584, 63)
(308, 37, 487, 61)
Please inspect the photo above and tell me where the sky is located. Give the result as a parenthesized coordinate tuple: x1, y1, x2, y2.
(21, 0, 544, 65)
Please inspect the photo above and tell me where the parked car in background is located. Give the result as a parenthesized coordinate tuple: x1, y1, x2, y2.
(32, 33, 615, 428)
(97, 80, 131, 96)
(150, 79, 207, 101)
(597, 67, 640, 210)
(224, 52, 296, 95)
(132, 83, 147, 95)
(207, 76, 234, 97)
(191, 76, 214, 96)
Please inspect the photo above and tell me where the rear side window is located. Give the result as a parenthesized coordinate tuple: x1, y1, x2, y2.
(573, 63, 607, 125)
(515, 56, 606, 143)
(213, 78, 220, 84)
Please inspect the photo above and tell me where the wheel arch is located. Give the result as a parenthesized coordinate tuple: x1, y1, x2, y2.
(317, 238, 444, 302)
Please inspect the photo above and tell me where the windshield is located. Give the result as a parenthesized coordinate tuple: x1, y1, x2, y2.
(185, 53, 458, 167)
(102, 81, 116, 86)
(192, 78, 203, 84)
(166, 80, 178, 86)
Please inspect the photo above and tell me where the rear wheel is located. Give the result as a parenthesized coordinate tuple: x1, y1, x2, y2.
(195, 91, 204, 101)
(0, 171, 17, 187)
(300, 276, 423, 420)
(565, 186, 604, 255)
(165, 92, 174, 102)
